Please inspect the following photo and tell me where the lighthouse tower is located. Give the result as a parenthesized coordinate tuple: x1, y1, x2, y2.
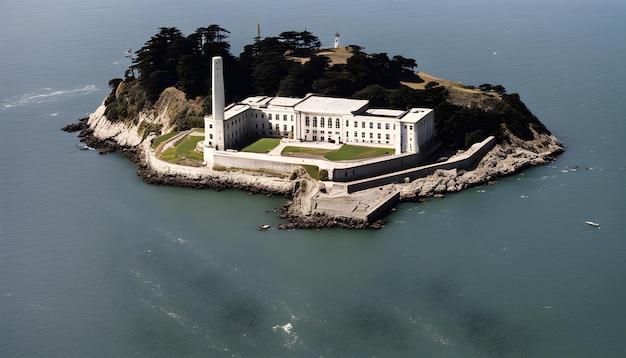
(334, 31, 340, 48)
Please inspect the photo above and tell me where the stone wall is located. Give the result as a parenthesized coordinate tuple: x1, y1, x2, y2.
(344, 136, 496, 193)
(332, 139, 441, 182)
(212, 151, 301, 174)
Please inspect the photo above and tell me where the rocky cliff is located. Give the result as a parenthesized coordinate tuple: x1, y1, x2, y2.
(64, 78, 563, 229)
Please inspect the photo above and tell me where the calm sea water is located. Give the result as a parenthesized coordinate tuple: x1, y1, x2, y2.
(1, 0, 625, 356)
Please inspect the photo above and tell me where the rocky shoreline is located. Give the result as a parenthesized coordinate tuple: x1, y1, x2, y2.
(63, 105, 564, 230)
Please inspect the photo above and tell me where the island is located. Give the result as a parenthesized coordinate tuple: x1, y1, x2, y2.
(63, 26, 563, 229)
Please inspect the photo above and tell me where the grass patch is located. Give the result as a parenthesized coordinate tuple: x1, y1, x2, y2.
(160, 147, 177, 162)
(242, 138, 281, 153)
(176, 136, 204, 160)
(282, 144, 392, 161)
(158, 135, 203, 163)
(324, 144, 392, 161)
(281, 146, 334, 156)
(152, 131, 179, 149)
(302, 164, 320, 179)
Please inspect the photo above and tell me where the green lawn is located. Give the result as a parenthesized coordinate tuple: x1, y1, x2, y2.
(241, 138, 281, 153)
(324, 144, 392, 161)
(281, 143, 392, 161)
(281, 146, 334, 156)
(159, 135, 204, 163)
(176, 136, 204, 159)
(152, 131, 179, 149)
(301, 164, 320, 179)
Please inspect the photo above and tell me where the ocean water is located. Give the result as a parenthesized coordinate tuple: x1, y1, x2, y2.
(1, 0, 625, 356)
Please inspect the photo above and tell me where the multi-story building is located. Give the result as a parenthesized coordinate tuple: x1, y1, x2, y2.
(204, 56, 435, 156)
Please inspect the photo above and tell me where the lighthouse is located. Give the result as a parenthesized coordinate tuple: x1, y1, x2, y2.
(334, 31, 340, 49)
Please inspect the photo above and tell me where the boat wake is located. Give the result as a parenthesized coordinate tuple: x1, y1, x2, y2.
(2, 85, 99, 109)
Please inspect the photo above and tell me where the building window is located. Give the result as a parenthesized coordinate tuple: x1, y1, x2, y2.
(313, 135, 317, 141)
(354, 131, 358, 137)
(346, 131, 349, 137)
(335, 118, 340, 128)
(269, 114, 272, 120)
(284, 114, 287, 121)
(283, 125, 287, 131)
(361, 132, 365, 138)
(361, 122, 365, 128)
(377, 133, 381, 139)
(305, 117, 310, 126)
(346, 120, 349, 127)
(377, 123, 381, 129)
(370, 133, 373, 139)
(313, 117, 318, 127)
(369, 122, 373, 129)
(209, 134, 213, 139)
(275, 124, 280, 130)
(320, 117, 325, 127)
(354, 121, 358, 127)
(385, 123, 390, 130)
(410, 125, 413, 130)
(386, 134, 390, 140)
(306, 129, 310, 133)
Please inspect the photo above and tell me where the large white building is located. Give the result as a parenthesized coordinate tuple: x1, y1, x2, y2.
(204, 57, 435, 156)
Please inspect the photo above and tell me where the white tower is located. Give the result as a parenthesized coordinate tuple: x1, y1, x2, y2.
(204, 56, 226, 165)
(334, 31, 340, 48)
(210, 56, 225, 151)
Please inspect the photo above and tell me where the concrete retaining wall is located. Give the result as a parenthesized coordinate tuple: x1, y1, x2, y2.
(332, 140, 440, 182)
(345, 136, 496, 193)
(212, 151, 300, 174)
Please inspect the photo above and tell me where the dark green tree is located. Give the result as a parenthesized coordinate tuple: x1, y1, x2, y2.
(133, 27, 186, 101)
(239, 37, 294, 95)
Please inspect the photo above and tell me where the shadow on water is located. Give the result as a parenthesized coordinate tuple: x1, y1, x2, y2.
(111, 236, 289, 357)
(331, 304, 410, 356)
(422, 275, 533, 357)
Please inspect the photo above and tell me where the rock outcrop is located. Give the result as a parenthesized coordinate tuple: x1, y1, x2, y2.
(64, 84, 563, 230)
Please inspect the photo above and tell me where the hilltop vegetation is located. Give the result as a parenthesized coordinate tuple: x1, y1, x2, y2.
(104, 25, 553, 150)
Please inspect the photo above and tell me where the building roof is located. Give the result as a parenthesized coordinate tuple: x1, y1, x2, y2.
(239, 96, 272, 107)
(294, 96, 369, 115)
(267, 97, 304, 108)
(399, 108, 433, 123)
(224, 104, 250, 119)
(365, 108, 406, 117)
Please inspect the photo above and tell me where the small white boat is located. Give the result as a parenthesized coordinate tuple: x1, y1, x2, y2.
(258, 224, 270, 231)
(585, 221, 600, 227)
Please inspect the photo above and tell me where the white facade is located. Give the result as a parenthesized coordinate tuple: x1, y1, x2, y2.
(205, 94, 435, 155)
(204, 57, 434, 157)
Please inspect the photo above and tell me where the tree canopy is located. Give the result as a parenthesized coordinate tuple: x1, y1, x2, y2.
(110, 25, 546, 149)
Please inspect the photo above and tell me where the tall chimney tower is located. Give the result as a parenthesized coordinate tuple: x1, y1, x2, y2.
(212, 56, 225, 122)
(211, 56, 225, 150)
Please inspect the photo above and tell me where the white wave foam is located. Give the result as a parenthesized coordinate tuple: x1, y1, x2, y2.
(273, 322, 300, 349)
(3, 85, 99, 109)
